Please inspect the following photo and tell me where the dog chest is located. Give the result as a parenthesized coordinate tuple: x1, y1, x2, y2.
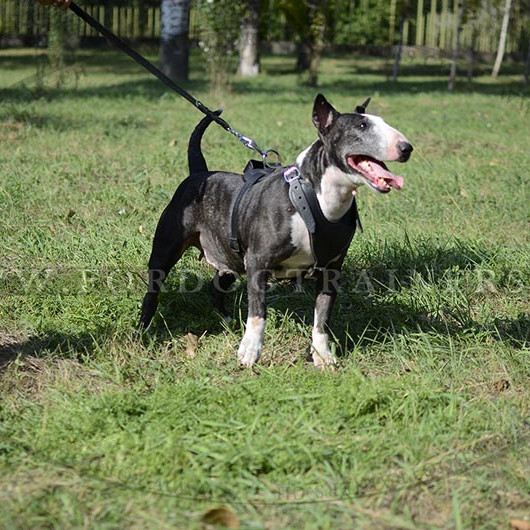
(274, 213, 314, 278)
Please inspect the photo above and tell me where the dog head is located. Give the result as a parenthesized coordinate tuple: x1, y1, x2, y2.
(312, 94, 412, 193)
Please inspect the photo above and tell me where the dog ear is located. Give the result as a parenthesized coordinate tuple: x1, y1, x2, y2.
(312, 94, 339, 134)
(355, 96, 371, 114)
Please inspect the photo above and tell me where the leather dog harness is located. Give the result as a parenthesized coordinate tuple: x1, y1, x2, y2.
(230, 161, 362, 269)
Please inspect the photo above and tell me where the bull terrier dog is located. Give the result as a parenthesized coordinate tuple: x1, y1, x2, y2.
(138, 94, 412, 368)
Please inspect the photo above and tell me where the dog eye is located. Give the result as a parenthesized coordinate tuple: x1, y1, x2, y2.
(359, 122, 367, 130)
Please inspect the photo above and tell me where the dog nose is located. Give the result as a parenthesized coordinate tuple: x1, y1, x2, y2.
(397, 141, 413, 161)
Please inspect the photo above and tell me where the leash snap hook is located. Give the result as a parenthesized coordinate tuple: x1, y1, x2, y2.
(283, 165, 300, 183)
(231, 131, 256, 151)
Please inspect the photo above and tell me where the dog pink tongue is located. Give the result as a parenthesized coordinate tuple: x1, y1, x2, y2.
(371, 162, 404, 190)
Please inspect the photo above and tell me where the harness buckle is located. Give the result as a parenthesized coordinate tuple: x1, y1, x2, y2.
(283, 165, 300, 183)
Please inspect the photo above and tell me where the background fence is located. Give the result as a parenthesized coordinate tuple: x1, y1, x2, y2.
(0, 0, 529, 55)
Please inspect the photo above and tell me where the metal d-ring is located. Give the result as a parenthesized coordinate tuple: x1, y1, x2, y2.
(262, 148, 282, 168)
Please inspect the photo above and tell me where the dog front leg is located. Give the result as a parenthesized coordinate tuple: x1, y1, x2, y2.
(238, 267, 269, 367)
(312, 269, 340, 368)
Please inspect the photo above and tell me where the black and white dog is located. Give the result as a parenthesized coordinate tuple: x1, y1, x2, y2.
(138, 94, 412, 368)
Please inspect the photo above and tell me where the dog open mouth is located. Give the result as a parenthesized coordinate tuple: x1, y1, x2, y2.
(347, 155, 404, 193)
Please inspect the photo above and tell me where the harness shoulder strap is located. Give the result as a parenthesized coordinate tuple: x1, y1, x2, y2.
(288, 175, 362, 268)
(229, 160, 278, 253)
(288, 179, 316, 233)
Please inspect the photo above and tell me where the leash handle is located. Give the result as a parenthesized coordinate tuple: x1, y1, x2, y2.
(65, 1, 271, 160)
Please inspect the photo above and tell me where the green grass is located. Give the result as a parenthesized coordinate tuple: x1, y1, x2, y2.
(1, 48, 529, 529)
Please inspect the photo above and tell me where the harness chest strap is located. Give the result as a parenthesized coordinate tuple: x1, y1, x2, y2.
(230, 163, 362, 269)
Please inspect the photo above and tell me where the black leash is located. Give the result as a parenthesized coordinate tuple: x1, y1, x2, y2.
(67, 1, 362, 267)
(67, 1, 279, 163)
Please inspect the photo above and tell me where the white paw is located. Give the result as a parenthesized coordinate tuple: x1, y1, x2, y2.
(238, 316, 265, 367)
(311, 330, 337, 369)
(238, 340, 262, 367)
(311, 347, 337, 369)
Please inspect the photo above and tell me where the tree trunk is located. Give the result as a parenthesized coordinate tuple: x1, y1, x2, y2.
(467, 23, 478, 84)
(448, 0, 465, 91)
(392, 0, 411, 82)
(238, 0, 260, 77)
(297, 41, 311, 72)
(160, 0, 190, 83)
(48, 8, 68, 81)
(26, 0, 35, 43)
(524, 39, 530, 86)
(307, 1, 326, 87)
(491, 0, 513, 78)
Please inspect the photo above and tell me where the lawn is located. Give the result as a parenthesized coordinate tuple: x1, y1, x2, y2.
(0, 47, 529, 529)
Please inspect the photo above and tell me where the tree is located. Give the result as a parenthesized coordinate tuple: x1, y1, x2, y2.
(448, 0, 465, 91)
(196, 0, 244, 91)
(48, 7, 68, 76)
(160, 0, 190, 82)
(239, 0, 260, 77)
(392, 0, 412, 82)
(524, 35, 530, 86)
(281, 0, 328, 86)
(306, 1, 327, 86)
(463, 0, 483, 83)
(491, 0, 513, 78)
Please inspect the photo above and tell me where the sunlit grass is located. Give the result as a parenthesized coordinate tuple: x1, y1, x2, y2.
(0, 48, 529, 529)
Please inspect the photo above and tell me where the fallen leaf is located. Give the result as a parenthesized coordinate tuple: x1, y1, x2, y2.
(185, 333, 198, 358)
(168, 139, 176, 147)
(402, 359, 417, 372)
(510, 519, 530, 530)
(202, 506, 239, 528)
(138, 225, 144, 234)
(493, 379, 510, 392)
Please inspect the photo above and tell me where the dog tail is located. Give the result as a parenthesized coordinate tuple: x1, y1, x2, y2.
(188, 109, 222, 175)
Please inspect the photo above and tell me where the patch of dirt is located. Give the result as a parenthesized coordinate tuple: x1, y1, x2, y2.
(0, 330, 43, 370)
(0, 329, 117, 399)
(0, 119, 25, 142)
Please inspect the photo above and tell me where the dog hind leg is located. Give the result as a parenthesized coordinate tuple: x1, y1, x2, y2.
(138, 206, 195, 330)
(209, 271, 237, 320)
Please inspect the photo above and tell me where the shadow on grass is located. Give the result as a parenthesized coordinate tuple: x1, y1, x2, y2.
(116, 237, 530, 352)
(0, 330, 101, 372)
(1, 235, 527, 375)
(332, 238, 529, 351)
(0, 77, 210, 106)
(1, 50, 528, 107)
(1, 105, 155, 134)
(0, 334, 48, 371)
